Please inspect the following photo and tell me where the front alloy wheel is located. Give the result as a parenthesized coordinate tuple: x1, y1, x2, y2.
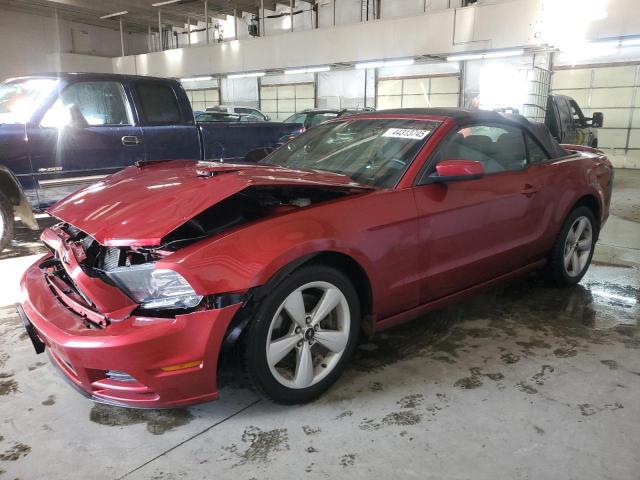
(244, 265, 360, 404)
(267, 281, 350, 389)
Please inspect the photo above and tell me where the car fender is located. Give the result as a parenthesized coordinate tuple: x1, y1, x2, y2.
(164, 232, 378, 299)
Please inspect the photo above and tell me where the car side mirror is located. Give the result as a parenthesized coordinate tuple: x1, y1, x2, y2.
(423, 160, 484, 184)
(244, 147, 275, 162)
(591, 112, 604, 128)
(265, 115, 271, 121)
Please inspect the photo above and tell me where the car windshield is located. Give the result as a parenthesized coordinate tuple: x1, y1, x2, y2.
(0, 78, 58, 124)
(262, 118, 440, 188)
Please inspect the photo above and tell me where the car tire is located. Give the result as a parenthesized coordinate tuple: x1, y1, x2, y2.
(0, 192, 14, 254)
(243, 264, 361, 404)
(546, 206, 597, 287)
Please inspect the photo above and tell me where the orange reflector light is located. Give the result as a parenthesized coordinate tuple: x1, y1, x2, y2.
(161, 360, 202, 372)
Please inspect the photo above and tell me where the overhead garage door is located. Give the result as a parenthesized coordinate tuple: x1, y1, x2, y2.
(552, 64, 640, 168)
(376, 75, 460, 110)
(260, 83, 315, 121)
(185, 87, 220, 112)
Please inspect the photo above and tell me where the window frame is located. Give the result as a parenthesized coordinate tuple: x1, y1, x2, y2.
(40, 80, 133, 128)
(132, 81, 186, 126)
(416, 122, 532, 184)
(524, 132, 551, 164)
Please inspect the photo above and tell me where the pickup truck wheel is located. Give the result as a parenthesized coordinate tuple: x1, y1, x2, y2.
(0, 193, 15, 254)
(546, 206, 597, 286)
(243, 265, 360, 404)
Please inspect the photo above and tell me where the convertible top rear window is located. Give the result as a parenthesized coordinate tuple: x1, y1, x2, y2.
(263, 118, 440, 188)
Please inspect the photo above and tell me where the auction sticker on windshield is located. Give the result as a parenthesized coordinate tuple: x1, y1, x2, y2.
(382, 128, 431, 140)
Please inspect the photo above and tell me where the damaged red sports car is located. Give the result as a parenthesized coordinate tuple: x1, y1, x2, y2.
(18, 109, 613, 408)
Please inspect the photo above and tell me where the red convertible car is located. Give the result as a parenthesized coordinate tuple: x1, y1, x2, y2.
(18, 109, 613, 408)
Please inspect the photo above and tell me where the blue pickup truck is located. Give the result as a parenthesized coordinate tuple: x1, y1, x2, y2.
(0, 73, 301, 252)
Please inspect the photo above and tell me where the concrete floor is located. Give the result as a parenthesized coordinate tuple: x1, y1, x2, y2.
(1, 170, 639, 480)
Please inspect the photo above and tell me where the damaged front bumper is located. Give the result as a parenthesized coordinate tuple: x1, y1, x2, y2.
(19, 254, 242, 408)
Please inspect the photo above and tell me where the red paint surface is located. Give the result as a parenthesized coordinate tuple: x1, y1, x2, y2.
(22, 113, 613, 407)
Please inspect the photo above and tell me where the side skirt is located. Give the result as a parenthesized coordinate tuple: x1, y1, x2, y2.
(373, 259, 547, 334)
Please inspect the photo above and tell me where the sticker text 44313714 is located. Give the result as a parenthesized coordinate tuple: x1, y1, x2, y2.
(382, 128, 431, 140)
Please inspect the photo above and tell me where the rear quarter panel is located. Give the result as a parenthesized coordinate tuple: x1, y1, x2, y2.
(545, 146, 612, 242)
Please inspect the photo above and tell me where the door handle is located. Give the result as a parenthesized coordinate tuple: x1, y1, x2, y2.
(520, 184, 540, 197)
(122, 136, 141, 146)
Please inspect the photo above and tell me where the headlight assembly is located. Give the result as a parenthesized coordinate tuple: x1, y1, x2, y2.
(105, 263, 202, 310)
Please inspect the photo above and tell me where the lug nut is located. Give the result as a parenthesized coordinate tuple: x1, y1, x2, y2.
(295, 327, 301, 334)
(297, 340, 303, 347)
(305, 316, 312, 324)
(314, 324, 319, 331)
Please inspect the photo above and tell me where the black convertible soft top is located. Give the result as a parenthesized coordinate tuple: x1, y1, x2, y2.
(380, 108, 569, 159)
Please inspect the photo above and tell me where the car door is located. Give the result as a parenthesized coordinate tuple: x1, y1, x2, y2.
(412, 123, 549, 303)
(131, 81, 200, 161)
(27, 80, 144, 207)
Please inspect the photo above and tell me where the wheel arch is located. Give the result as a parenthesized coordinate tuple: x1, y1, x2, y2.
(571, 194, 602, 237)
(0, 166, 23, 205)
(0, 166, 38, 230)
(219, 249, 375, 353)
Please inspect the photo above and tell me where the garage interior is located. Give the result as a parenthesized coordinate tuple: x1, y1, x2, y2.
(0, 0, 639, 479)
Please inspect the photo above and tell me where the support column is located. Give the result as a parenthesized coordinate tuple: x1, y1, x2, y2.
(119, 17, 125, 56)
(333, 0, 336, 26)
(234, 7, 238, 40)
(260, 0, 265, 36)
(158, 8, 163, 51)
(187, 16, 191, 46)
(205, 1, 209, 44)
(290, 0, 294, 32)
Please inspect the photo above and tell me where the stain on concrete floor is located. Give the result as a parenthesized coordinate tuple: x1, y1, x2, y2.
(221, 426, 290, 466)
(89, 405, 194, 435)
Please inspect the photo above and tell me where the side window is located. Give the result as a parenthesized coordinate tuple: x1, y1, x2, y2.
(134, 82, 182, 125)
(569, 100, 586, 126)
(557, 99, 574, 132)
(437, 124, 527, 174)
(525, 135, 550, 164)
(41, 81, 131, 127)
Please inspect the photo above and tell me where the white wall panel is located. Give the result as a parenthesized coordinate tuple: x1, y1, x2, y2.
(47, 53, 113, 73)
(590, 88, 634, 108)
(317, 69, 367, 109)
(592, 66, 637, 87)
(552, 70, 591, 89)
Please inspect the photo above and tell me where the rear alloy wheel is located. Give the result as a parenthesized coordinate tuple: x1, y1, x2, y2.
(563, 216, 593, 278)
(547, 206, 597, 286)
(244, 265, 360, 404)
(0, 193, 14, 254)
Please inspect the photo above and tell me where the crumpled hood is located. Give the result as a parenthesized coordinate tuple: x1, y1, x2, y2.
(47, 160, 368, 246)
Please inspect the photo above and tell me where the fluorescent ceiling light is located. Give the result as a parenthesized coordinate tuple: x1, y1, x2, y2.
(383, 59, 415, 67)
(621, 37, 640, 46)
(180, 76, 213, 82)
(227, 72, 266, 79)
(152, 0, 182, 6)
(284, 66, 331, 74)
(355, 59, 415, 69)
(100, 11, 128, 19)
(355, 61, 385, 69)
(482, 49, 525, 58)
(446, 49, 524, 61)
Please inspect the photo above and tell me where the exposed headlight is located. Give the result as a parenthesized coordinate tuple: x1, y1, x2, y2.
(105, 263, 202, 310)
